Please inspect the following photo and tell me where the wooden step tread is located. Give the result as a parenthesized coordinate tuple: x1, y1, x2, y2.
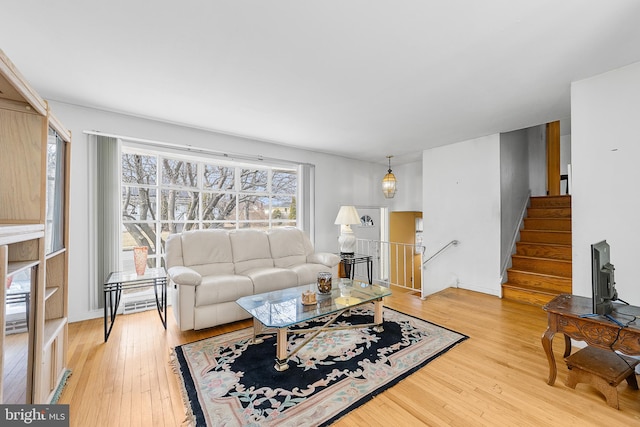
(511, 255, 572, 276)
(501, 284, 562, 307)
(522, 229, 571, 234)
(517, 242, 571, 249)
(527, 210, 572, 219)
(523, 218, 572, 232)
(502, 283, 563, 296)
(507, 268, 571, 281)
(515, 243, 572, 261)
(519, 230, 572, 245)
(530, 195, 572, 209)
(512, 254, 571, 264)
(506, 269, 572, 291)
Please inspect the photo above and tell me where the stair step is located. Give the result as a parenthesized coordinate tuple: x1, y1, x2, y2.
(511, 255, 571, 277)
(523, 218, 571, 231)
(527, 207, 572, 219)
(519, 230, 571, 245)
(516, 242, 572, 261)
(530, 195, 571, 209)
(502, 283, 562, 307)
(506, 269, 572, 293)
(505, 195, 573, 306)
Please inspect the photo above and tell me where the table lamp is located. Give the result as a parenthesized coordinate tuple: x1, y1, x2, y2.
(334, 205, 360, 255)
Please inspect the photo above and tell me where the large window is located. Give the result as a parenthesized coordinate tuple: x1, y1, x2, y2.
(120, 148, 298, 270)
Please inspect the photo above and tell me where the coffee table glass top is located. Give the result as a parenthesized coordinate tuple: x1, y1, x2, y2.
(236, 279, 391, 328)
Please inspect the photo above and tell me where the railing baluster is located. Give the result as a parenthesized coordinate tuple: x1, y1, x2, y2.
(354, 238, 458, 295)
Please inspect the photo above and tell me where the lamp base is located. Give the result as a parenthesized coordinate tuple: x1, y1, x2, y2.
(338, 232, 356, 255)
(340, 252, 355, 257)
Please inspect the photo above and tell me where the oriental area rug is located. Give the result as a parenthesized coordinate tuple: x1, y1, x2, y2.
(172, 306, 468, 426)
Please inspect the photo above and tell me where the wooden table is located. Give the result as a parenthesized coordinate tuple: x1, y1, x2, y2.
(541, 294, 640, 386)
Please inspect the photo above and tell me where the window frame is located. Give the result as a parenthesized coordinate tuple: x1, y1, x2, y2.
(119, 145, 299, 271)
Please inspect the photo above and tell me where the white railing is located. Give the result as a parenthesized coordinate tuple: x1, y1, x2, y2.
(355, 238, 460, 298)
(355, 239, 425, 292)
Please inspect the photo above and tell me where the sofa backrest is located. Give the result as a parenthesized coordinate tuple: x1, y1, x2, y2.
(165, 233, 184, 269)
(229, 229, 274, 273)
(167, 229, 235, 276)
(268, 227, 311, 268)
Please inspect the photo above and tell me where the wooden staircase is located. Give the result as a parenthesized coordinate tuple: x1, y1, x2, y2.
(502, 195, 572, 306)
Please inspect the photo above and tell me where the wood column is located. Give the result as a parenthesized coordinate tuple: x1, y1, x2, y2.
(546, 121, 561, 196)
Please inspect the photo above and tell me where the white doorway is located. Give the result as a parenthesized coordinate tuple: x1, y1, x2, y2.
(353, 207, 387, 284)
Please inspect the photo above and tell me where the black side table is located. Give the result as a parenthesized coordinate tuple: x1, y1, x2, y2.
(103, 267, 167, 342)
(339, 253, 373, 284)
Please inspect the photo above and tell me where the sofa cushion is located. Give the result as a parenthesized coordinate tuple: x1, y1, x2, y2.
(229, 229, 274, 273)
(290, 264, 334, 286)
(181, 229, 235, 276)
(244, 267, 298, 294)
(307, 252, 341, 266)
(195, 274, 254, 307)
(268, 227, 308, 268)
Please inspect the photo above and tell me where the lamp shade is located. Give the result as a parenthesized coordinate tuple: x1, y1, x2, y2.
(382, 155, 397, 198)
(334, 205, 360, 225)
(382, 172, 397, 198)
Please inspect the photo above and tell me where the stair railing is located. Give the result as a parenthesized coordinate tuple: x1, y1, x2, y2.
(422, 240, 459, 266)
(500, 191, 531, 282)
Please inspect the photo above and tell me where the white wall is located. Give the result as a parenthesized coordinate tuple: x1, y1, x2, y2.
(50, 101, 385, 322)
(500, 129, 530, 276)
(388, 160, 422, 212)
(422, 134, 502, 297)
(527, 125, 547, 197)
(571, 60, 640, 304)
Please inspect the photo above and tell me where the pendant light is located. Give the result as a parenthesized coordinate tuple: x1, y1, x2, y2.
(382, 155, 397, 198)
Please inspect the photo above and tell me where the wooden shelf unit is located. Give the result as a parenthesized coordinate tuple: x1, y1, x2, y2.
(0, 49, 71, 404)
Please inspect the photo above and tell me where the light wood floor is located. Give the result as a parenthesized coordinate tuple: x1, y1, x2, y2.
(59, 287, 640, 426)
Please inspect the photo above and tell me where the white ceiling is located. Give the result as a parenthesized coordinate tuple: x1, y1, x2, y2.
(2, 1, 640, 165)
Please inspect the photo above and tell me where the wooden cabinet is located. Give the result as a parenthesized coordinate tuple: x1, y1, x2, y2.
(0, 49, 70, 404)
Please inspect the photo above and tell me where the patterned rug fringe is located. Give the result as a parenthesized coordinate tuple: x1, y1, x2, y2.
(50, 369, 72, 404)
(169, 348, 197, 427)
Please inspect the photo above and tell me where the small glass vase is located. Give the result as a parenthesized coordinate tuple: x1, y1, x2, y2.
(133, 246, 148, 275)
(317, 272, 332, 294)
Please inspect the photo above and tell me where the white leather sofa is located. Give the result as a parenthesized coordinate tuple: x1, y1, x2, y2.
(165, 227, 340, 331)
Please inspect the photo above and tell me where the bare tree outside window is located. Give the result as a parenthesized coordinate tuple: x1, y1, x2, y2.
(121, 150, 298, 269)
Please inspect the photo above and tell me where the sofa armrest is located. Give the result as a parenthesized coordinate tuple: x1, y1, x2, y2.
(307, 252, 341, 267)
(167, 266, 202, 286)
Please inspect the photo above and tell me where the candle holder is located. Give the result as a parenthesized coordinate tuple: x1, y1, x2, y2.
(317, 272, 332, 294)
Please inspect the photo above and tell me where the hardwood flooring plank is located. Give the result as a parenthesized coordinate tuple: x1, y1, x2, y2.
(56, 287, 640, 426)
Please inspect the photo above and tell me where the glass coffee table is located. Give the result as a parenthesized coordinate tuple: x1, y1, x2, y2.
(236, 279, 392, 371)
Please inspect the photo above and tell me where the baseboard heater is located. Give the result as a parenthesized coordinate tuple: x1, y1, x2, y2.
(5, 318, 27, 335)
(123, 298, 158, 314)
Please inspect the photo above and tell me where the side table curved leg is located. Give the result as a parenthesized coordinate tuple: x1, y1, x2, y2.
(563, 334, 571, 358)
(541, 327, 556, 385)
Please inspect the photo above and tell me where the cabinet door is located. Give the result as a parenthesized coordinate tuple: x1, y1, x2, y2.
(40, 332, 65, 402)
(0, 110, 43, 222)
(40, 339, 53, 400)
